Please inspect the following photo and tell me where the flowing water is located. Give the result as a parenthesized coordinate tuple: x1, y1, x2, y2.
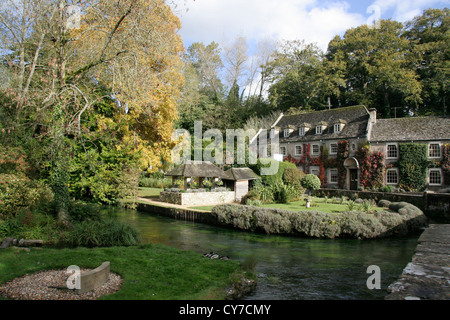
(113, 208, 418, 300)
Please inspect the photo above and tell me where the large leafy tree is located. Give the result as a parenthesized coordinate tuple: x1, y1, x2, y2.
(326, 20, 422, 118)
(404, 8, 450, 116)
(266, 40, 344, 113)
(0, 0, 184, 219)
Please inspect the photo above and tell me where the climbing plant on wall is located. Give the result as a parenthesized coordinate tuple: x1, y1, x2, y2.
(355, 143, 385, 190)
(398, 143, 429, 191)
(441, 144, 450, 185)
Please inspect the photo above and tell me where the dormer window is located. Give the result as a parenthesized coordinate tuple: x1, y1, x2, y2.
(299, 127, 305, 137)
(284, 129, 290, 138)
(334, 124, 342, 133)
(334, 120, 346, 133)
(316, 126, 322, 135)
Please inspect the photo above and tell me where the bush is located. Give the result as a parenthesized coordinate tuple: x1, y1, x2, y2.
(378, 199, 391, 208)
(68, 201, 103, 222)
(212, 201, 427, 239)
(301, 174, 321, 192)
(64, 219, 140, 247)
(283, 167, 306, 187)
(0, 175, 54, 219)
(255, 159, 296, 187)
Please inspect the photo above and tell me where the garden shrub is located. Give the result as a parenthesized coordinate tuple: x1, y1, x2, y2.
(378, 199, 391, 208)
(68, 201, 103, 222)
(212, 201, 427, 239)
(301, 174, 321, 192)
(282, 168, 306, 188)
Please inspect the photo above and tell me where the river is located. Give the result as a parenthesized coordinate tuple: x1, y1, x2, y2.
(113, 208, 418, 300)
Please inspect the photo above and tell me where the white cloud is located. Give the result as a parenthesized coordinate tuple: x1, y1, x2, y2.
(176, 0, 366, 51)
(371, 0, 450, 22)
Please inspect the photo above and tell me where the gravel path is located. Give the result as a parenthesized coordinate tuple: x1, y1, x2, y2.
(0, 269, 123, 300)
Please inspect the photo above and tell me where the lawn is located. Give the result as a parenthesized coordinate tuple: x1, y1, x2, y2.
(138, 187, 163, 199)
(0, 244, 249, 300)
(260, 197, 386, 214)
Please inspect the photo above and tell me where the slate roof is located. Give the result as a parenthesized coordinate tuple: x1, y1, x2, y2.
(165, 161, 227, 178)
(275, 105, 371, 142)
(223, 168, 260, 181)
(370, 117, 450, 142)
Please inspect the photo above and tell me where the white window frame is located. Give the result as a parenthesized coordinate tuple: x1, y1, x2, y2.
(315, 126, 322, 135)
(386, 168, 399, 185)
(310, 166, 320, 177)
(283, 129, 290, 138)
(299, 127, 305, 137)
(328, 169, 338, 184)
(280, 146, 287, 156)
(334, 124, 342, 133)
(295, 145, 303, 156)
(428, 143, 441, 159)
(428, 168, 443, 186)
(386, 143, 398, 159)
(329, 143, 338, 155)
(311, 144, 320, 156)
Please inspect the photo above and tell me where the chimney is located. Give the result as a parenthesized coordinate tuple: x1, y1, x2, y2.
(369, 108, 377, 124)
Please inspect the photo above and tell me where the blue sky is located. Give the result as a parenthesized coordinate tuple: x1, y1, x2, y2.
(174, 0, 449, 52)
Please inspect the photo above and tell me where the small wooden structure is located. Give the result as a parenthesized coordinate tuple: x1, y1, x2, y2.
(222, 168, 260, 202)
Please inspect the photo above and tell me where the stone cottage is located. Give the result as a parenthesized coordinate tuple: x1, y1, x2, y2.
(256, 105, 450, 191)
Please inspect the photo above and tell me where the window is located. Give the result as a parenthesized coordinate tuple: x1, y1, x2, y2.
(310, 166, 320, 176)
(299, 127, 305, 137)
(386, 144, 398, 159)
(284, 129, 290, 138)
(280, 146, 287, 156)
(386, 168, 399, 185)
(329, 169, 338, 184)
(330, 143, 338, 155)
(428, 143, 441, 159)
(429, 169, 442, 185)
(316, 126, 322, 135)
(334, 124, 342, 133)
(312, 144, 320, 156)
(295, 145, 302, 156)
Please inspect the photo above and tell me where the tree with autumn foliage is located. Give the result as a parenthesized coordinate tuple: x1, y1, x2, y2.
(0, 0, 184, 220)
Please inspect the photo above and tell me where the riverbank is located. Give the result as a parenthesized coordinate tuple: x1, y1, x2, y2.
(137, 199, 428, 239)
(385, 224, 450, 300)
(0, 243, 254, 300)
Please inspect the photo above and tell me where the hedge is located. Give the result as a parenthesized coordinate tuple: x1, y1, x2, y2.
(212, 202, 427, 239)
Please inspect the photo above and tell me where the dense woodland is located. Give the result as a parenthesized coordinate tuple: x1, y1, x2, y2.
(0, 1, 448, 224)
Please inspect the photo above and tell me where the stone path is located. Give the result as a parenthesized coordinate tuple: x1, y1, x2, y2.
(137, 197, 212, 212)
(386, 224, 450, 300)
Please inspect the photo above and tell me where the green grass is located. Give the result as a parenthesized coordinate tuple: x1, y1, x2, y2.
(187, 206, 215, 212)
(138, 187, 163, 199)
(259, 197, 386, 214)
(0, 244, 249, 300)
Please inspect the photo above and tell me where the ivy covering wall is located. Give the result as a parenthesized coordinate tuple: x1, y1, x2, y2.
(441, 144, 450, 185)
(398, 143, 429, 191)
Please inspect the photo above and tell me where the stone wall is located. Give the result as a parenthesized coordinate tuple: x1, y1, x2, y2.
(160, 191, 235, 206)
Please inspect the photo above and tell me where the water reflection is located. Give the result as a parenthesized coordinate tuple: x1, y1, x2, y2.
(113, 208, 417, 300)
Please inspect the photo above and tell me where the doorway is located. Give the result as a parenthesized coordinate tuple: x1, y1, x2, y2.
(349, 169, 358, 190)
